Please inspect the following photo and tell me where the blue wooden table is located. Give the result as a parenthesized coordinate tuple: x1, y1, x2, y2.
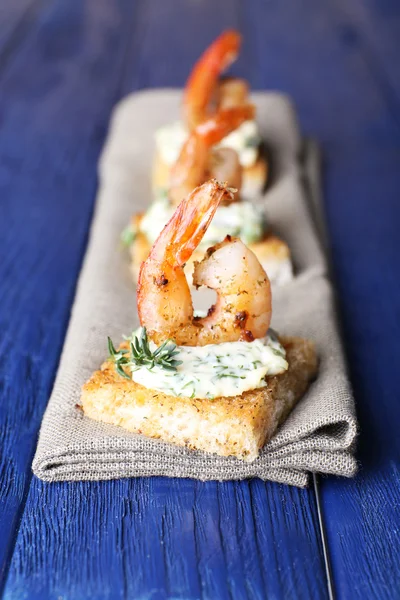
(1, 2, 399, 598)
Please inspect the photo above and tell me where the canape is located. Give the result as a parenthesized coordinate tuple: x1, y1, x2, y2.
(85, 181, 317, 461)
(153, 30, 268, 200)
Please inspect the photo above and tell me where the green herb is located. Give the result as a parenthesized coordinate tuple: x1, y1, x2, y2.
(107, 337, 131, 380)
(130, 328, 182, 372)
(245, 135, 260, 148)
(120, 224, 137, 247)
(271, 348, 285, 359)
(157, 187, 169, 200)
(268, 328, 279, 342)
(108, 328, 182, 379)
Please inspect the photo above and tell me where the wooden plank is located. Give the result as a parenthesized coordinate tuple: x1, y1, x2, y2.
(245, 2, 400, 597)
(1, 1, 329, 598)
(328, 0, 400, 102)
(0, 0, 138, 591)
(5, 0, 399, 596)
(5, 479, 327, 600)
(243, 0, 400, 143)
(0, 0, 42, 57)
(319, 146, 400, 598)
(118, 0, 242, 95)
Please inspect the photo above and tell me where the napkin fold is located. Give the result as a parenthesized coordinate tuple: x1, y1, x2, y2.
(32, 91, 357, 487)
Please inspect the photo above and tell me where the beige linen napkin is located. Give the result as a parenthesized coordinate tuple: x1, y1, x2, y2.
(32, 91, 357, 487)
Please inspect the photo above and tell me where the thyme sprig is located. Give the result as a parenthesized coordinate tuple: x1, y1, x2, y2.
(130, 327, 182, 371)
(107, 338, 131, 379)
(108, 327, 182, 379)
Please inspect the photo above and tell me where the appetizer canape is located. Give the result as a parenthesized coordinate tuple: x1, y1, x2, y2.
(84, 181, 317, 462)
(126, 105, 292, 285)
(153, 30, 268, 199)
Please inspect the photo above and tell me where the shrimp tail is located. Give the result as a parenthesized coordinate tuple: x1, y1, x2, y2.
(195, 105, 255, 146)
(144, 180, 235, 267)
(169, 105, 254, 206)
(183, 30, 242, 129)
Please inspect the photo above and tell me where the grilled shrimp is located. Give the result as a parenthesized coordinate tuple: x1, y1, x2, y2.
(169, 105, 255, 206)
(218, 78, 249, 109)
(183, 30, 242, 129)
(137, 180, 272, 346)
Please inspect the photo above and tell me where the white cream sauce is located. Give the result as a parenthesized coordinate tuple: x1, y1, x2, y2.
(128, 331, 288, 400)
(155, 119, 261, 168)
(139, 194, 266, 248)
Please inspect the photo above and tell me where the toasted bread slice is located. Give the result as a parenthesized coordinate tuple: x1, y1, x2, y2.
(240, 155, 269, 200)
(152, 148, 268, 201)
(81, 337, 317, 462)
(130, 217, 292, 286)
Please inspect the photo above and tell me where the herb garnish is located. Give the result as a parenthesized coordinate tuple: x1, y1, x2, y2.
(120, 224, 137, 247)
(108, 327, 182, 379)
(245, 135, 260, 148)
(107, 338, 131, 379)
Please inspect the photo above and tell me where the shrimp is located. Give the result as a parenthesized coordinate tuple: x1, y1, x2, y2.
(169, 105, 255, 207)
(218, 78, 249, 109)
(137, 180, 272, 347)
(207, 147, 242, 200)
(183, 30, 242, 129)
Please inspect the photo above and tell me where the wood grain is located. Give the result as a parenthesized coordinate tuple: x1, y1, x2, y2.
(330, 0, 400, 102)
(0, 0, 139, 592)
(5, 479, 328, 600)
(246, 3, 400, 595)
(0, 1, 330, 598)
(1, 0, 400, 598)
(319, 146, 400, 598)
(0, 1, 46, 59)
